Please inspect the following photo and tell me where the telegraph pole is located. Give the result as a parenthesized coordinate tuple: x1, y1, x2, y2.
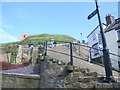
(88, 0, 115, 82)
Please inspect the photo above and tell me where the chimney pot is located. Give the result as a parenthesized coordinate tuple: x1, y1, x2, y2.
(105, 14, 115, 25)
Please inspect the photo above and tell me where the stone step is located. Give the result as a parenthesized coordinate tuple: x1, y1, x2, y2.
(95, 83, 120, 88)
(77, 76, 96, 82)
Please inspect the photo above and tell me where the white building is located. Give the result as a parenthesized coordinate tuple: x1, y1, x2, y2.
(87, 24, 106, 60)
(87, 14, 120, 71)
(104, 17, 120, 71)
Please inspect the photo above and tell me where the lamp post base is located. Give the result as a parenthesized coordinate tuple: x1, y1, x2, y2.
(102, 78, 117, 83)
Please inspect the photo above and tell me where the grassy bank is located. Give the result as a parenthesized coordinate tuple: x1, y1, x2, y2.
(1, 34, 76, 63)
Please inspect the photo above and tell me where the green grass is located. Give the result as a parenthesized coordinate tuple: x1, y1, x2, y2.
(11, 62, 23, 65)
(0, 34, 75, 47)
(21, 33, 76, 45)
(0, 44, 18, 63)
(0, 33, 76, 63)
(1, 41, 19, 46)
(28, 34, 75, 41)
(0, 51, 3, 55)
(10, 55, 16, 63)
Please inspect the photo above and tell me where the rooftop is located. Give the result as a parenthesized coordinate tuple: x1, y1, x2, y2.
(87, 23, 107, 38)
(105, 17, 120, 33)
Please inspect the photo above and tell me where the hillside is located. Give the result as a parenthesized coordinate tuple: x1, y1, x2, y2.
(1, 34, 76, 46)
(21, 34, 76, 45)
(0, 34, 76, 63)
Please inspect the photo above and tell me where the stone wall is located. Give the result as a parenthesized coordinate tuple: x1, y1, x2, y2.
(1, 73, 40, 88)
(0, 74, 2, 89)
(16, 45, 42, 64)
(1, 55, 119, 88)
(0, 53, 11, 63)
(39, 56, 120, 88)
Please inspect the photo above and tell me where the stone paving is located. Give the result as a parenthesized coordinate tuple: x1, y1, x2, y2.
(0, 65, 40, 74)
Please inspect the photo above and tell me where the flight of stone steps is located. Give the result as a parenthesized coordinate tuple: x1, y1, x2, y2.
(47, 45, 119, 82)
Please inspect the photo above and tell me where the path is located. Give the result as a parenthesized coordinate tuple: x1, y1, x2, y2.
(47, 45, 119, 81)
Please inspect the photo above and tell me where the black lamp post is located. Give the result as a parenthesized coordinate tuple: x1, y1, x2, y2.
(95, 0, 115, 82)
(88, 0, 116, 83)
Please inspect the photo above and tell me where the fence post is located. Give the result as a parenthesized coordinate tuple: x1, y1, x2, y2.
(45, 40, 47, 56)
(43, 40, 47, 56)
(70, 42, 73, 65)
(78, 44, 80, 56)
(89, 48, 92, 62)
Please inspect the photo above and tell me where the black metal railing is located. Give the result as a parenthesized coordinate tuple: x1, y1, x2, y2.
(41, 40, 120, 66)
(41, 40, 119, 83)
(42, 40, 47, 56)
(42, 40, 74, 65)
(41, 40, 90, 65)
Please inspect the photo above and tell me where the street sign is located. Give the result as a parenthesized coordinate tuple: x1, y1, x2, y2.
(88, 9, 98, 20)
(87, 0, 115, 82)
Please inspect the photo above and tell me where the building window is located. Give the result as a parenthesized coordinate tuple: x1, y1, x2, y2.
(98, 33, 103, 49)
(91, 43, 99, 56)
(92, 32, 96, 41)
(98, 34, 102, 44)
(115, 18, 120, 24)
(117, 30, 120, 40)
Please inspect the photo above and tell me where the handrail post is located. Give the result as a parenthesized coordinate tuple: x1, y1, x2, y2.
(45, 40, 47, 56)
(44, 40, 47, 56)
(42, 40, 47, 56)
(70, 42, 73, 65)
(78, 44, 80, 56)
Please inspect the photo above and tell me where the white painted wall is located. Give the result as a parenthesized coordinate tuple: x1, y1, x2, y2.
(88, 25, 106, 59)
(104, 30, 119, 70)
(88, 24, 119, 70)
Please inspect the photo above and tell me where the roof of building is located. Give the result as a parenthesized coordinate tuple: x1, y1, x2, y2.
(87, 23, 107, 38)
(104, 17, 120, 33)
(87, 17, 120, 38)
